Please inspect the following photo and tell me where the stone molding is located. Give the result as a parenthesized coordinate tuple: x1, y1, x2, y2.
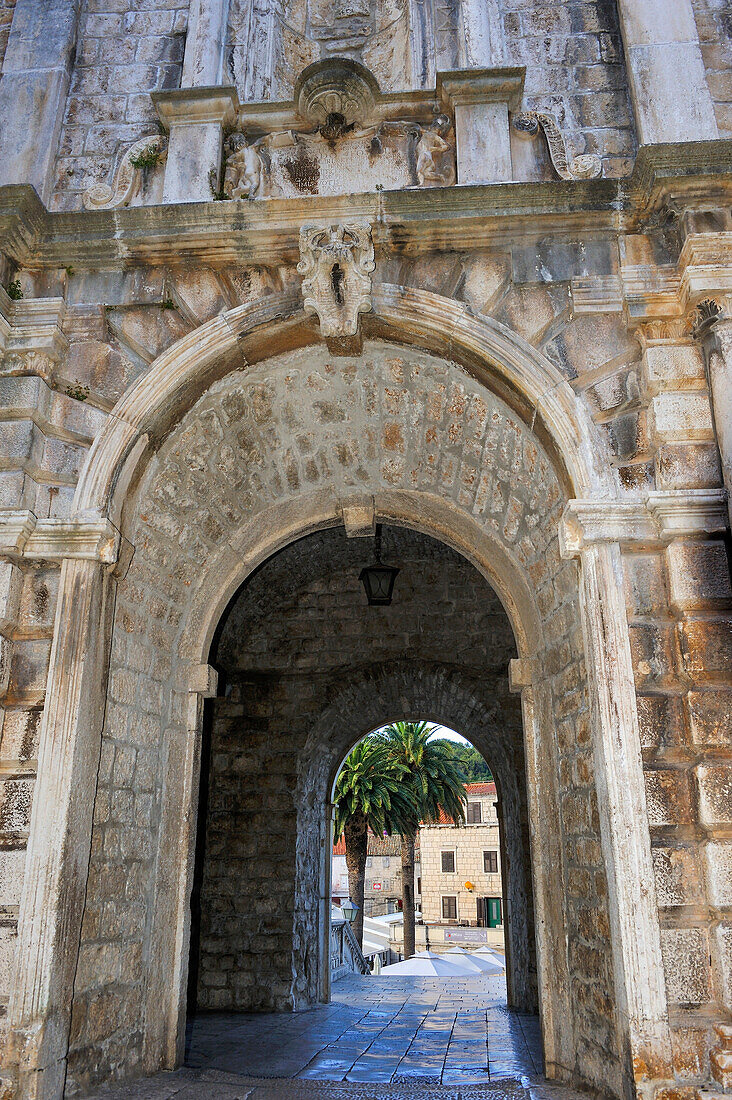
(436, 66, 525, 110)
(187, 664, 218, 697)
(559, 490, 729, 557)
(2, 144, 731, 270)
(71, 286, 617, 527)
(0, 511, 121, 563)
(507, 657, 539, 692)
(340, 496, 376, 537)
(0, 297, 67, 362)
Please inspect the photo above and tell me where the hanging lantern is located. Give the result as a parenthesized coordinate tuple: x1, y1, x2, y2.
(359, 525, 399, 606)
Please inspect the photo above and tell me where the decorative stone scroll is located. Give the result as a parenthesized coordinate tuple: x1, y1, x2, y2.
(512, 111, 602, 181)
(297, 223, 375, 352)
(82, 134, 167, 211)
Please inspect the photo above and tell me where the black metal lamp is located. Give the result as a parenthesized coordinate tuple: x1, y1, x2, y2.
(359, 525, 399, 606)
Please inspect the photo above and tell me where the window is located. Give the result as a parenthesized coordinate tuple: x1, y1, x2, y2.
(441, 850, 455, 873)
(442, 895, 457, 920)
(366, 857, 372, 867)
(467, 802, 482, 824)
(383, 856, 390, 868)
(417, 877, 421, 895)
(484, 850, 499, 874)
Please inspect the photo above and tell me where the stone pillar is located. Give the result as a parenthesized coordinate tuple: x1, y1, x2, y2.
(560, 521, 673, 1087)
(616, 0, 718, 144)
(146, 664, 217, 1070)
(153, 88, 238, 205)
(0, 0, 81, 203)
(508, 659, 574, 1080)
(181, 0, 230, 87)
(438, 68, 524, 185)
(457, 0, 505, 70)
(696, 297, 732, 531)
(7, 549, 119, 1100)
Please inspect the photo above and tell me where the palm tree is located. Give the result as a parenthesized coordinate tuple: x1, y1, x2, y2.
(380, 721, 467, 958)
(333, 738, 417, 947)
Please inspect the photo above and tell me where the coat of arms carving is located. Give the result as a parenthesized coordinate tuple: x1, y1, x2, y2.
(297, 223, 375, 352)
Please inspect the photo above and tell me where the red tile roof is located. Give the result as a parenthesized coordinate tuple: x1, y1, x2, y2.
(465, 782, 497, 796)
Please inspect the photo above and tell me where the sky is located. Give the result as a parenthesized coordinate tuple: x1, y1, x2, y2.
(428, 725, 469, 744)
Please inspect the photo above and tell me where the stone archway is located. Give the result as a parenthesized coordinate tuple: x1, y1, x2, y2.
(7, 310, 670, 1100)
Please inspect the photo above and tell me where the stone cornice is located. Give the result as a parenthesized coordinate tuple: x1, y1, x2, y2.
(0, 142, 731, 269)
(559, 490, 728, 557)
(0, 511, 121, 563)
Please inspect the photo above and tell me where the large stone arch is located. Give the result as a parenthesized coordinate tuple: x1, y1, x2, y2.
(295, 659, 536, 1014)
(7, 304, 670, 1100)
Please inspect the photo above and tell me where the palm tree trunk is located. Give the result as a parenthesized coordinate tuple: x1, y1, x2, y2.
(401, 833, 416, 958)
(344, 811, 368, 947)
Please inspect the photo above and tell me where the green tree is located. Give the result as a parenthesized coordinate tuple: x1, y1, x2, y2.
(432, 739, 493, 783)
(333, 739, 417, 947)
(380, 722, 467, 958)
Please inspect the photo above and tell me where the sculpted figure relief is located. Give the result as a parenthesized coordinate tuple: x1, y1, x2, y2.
(415, 115, 455, 187)
(223, 133, 264, 200)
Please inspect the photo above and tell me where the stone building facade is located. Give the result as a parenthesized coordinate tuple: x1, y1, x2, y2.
(332, 832, 421, 918)
(0, 1, 730, 1099)
(419, 782, 504, 932)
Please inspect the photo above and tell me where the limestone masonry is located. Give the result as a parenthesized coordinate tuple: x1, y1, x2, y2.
(0, 0, 731, 1099)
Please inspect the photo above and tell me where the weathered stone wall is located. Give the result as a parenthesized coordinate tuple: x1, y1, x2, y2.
(196, 531, 518, 1011)
(692, 0, 732, 136)
(54, 340, 625, 1095)
(0, 0, 15, 71)
(51, 0, 188, 211)
(502, 0, 637, 178)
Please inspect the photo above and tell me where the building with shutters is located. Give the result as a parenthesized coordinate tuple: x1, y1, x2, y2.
(418, 783, 504, 933)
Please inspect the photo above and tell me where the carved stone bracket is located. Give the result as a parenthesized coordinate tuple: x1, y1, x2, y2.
(559, 490, 729, 558)
(83, 135, 168, 211)
(0, 510, 121, 564)
(512, 111, 602, 181)
(297, 223, 375, 354)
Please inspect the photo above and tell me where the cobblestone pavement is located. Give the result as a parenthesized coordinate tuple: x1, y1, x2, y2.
(84, 974, 589, 1100)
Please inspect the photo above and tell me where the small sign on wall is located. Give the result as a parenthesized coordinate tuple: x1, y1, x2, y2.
(372, 882, 382, 890)
(444, 927, 488, 943)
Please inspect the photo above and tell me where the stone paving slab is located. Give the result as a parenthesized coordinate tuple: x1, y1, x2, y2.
(85, 1067, 591, 1100)
(84, 975, 564, 1099)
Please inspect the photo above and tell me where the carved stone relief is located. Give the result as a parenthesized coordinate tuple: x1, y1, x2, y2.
(297, 222, 374, 350)
(220, 116, 454, 199)
(82, 135, 168, 211)
(512, 112, 602, 181)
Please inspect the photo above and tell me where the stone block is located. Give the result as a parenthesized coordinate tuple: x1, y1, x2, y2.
(623, 552, 667, 616)
(629, 622, 678, 687)
(636, 694, 686, 750)
(644, 769, 694, 827)
(705, 842, 732, 907)
(660, 927, 712, 1005)
(666, 541, 732, 611)
(0, 706, 43, 760)
(0, 922, 17, 991)
(625, 43, 718, 144)
(696, 765, 732, 827)
(652, 846, 703, 907)
(679, 620, 732, 677)
(686, 690, 732, 748)
(671, 1027, 711, 1080)
(649, 392, 714, 442)
(0, 848, 26, 906)
(0, 563, 22, 635)
(641, 344, 706, 394)
(714, 922, 732, 1009)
